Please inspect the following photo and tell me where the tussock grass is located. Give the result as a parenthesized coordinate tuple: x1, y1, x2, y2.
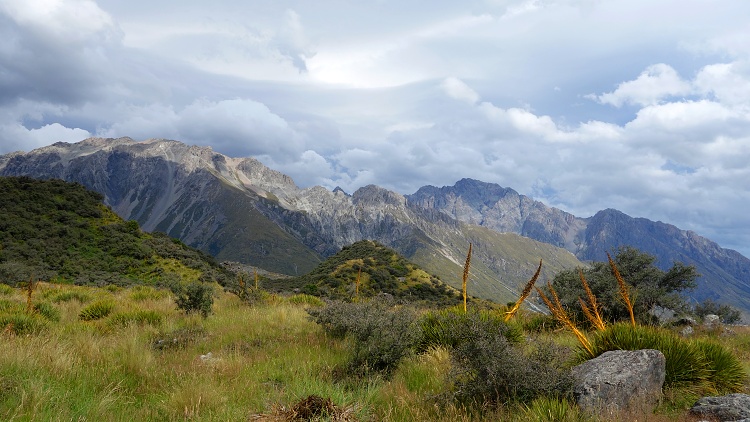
(1, 281, 747, 421)
(585, 323, 747, 394)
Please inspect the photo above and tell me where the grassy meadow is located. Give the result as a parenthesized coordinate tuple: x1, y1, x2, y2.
(2, 281, 749, 421)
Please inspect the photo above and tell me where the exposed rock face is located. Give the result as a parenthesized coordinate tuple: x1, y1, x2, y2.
(4, 137, 750, 310)
(571, 349, 666, 414)
(690, 394, 750, 421)
(408, 178, 586, 251)
(409, 179, 750, 313)
(0, 137, 582, 304)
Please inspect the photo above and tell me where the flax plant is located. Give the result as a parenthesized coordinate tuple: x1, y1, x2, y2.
(462, 243, 472, 313)
(25, 276, 36, 315)
(578, 268, 606, 331)
(607, 252, 636, 327)
(536, 283, 594, 357)
(355, 267, 361, 299)
(504, 259, 542, 321)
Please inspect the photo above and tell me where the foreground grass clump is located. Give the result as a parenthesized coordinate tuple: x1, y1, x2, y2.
(79, 300, 115, 321)
(585, 323, 747, 394)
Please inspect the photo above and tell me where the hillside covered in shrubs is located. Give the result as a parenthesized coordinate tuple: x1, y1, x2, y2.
(267, 239, 463, 306)
(0, 176, 232, 288)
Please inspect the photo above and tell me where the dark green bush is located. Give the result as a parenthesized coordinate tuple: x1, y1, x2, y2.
(694, 299, 742, 324)
(308, 298, 420, 376)
(171, 281, 214, 318)
(448, 313, 573, 404)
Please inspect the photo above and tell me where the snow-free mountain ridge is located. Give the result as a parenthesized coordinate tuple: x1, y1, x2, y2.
(2, 137, 748, 311)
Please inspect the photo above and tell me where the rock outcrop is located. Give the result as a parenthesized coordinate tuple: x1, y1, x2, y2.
(690, 394, 750, 421)
(571, 349, 666, 414)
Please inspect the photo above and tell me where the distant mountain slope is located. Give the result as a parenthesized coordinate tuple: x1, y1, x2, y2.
(0, 138, 584, 306)
(408, 179, 750, 311)
(0, 176, 232, 287)
(0, 139, 324, 276)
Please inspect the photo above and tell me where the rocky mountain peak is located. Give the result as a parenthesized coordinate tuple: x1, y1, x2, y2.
(352, 184, 407, 208)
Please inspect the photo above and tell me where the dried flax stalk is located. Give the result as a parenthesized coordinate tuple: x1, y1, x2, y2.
(578, 268, 606, 331)
(462, 243, 472, 313)
(536, 284, 594, 357)
(504, 259, 542, 321)
(607, 252, 636, 327)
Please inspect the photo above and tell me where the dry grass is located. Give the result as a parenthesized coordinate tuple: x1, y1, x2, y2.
(607, 253, 636, 327)
(536, 283, 594, 357)
(505, 259, 542, 322)
(462, 243, 472, 313)
(578, 268, 606, 331)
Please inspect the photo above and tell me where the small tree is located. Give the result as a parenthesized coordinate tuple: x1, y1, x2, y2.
(549, 247, 698, 325)
(172, 281, 214, 318)
(695, 299, 742, 324)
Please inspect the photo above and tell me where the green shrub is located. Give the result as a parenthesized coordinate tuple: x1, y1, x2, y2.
(33, 302, 60, 322)
(0, 314, 48, 335)
(585, 323, 745, 393)
(171, 281, 214, 318)
(286, 293, 325, 307)
(694, 299, 742, 324)
(108, 310, 163, 328)
(79, 300, 115, 321)
(48, 290, 91, 303)
(448, 315, 573, 404)
(130, 286, 168, 301)
(308, 298, 420, 376)
(0, 299, 21, 312)
(417, 307, 523, 353)
(694, 339, 747, 394)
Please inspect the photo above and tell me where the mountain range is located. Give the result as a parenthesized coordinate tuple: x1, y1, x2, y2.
(2, 137, 748, 312)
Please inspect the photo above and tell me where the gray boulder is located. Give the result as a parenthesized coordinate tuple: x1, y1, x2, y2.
(571, 349, 666, 414)
(691, 394, 750, 421)
(704, 314, 721, 328)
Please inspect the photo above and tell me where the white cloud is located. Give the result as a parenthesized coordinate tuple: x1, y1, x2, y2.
(0, 0, 118, 42)
(590, 64, 692, 107)
(1, 0, 750, 256)
(0, 122, 91, 152)
(441, 77, 480, 104)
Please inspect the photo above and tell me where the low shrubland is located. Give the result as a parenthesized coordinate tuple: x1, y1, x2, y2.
(1, 269, 747, 421)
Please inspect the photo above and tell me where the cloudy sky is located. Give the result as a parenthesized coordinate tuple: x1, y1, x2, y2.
(1, 0, 750, 256)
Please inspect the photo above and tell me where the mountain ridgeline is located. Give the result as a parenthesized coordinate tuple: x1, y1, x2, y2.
(2, 137, 748, 311)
